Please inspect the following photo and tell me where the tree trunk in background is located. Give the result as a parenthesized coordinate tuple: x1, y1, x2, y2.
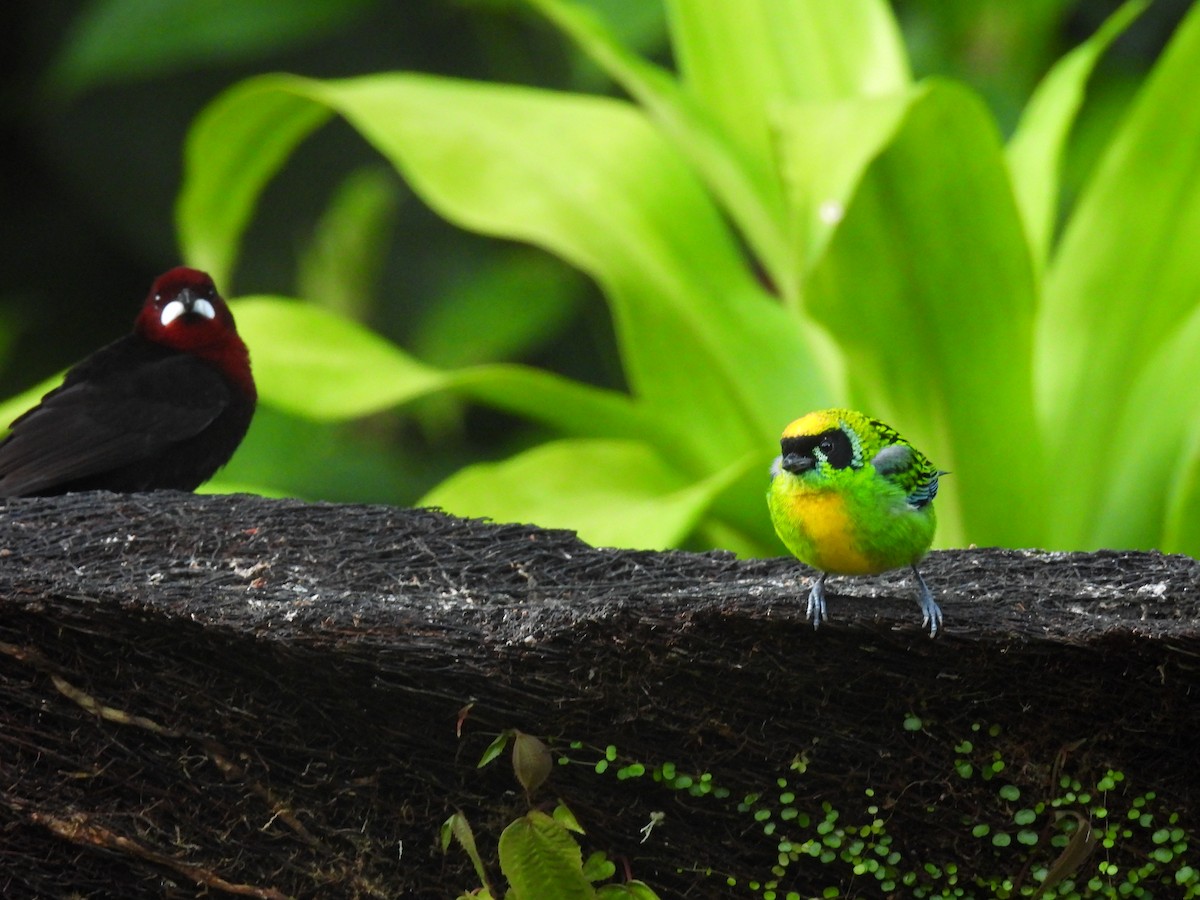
(1, 492, 1197, 899)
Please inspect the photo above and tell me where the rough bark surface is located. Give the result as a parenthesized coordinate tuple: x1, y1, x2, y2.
(1, 491, 1197, 899)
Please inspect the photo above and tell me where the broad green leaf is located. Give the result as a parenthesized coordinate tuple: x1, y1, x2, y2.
(422, 439, 752, 550)
(208, 407, 411, 504)
(233, 297, 443, 419)
(774, 92, 914, 277)
(1038, 2, 1200, 547)
(1096, 301, 1200, 552)
(1006, 0, 1147, 271)
(308, 74, 811, 460)
(412, 252, 584, 368)
(498, 811, 593, 900)
(666, 0, 909, 181)
(450, 367, 665, 452)
(297, 165, 401, 321)
(1162, 423, 1200, 555)
(804, 81, 1044, 549)
(530, 0, 790, 293)
(178, 76, 334, 286)
(1090, 302, 1200, 548)
(234, 297, 658, 448)
(47, 0, 373, 98)
(182, 74, 830, 467)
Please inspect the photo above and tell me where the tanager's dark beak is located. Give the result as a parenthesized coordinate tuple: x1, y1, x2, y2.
(781, 453, 814, 475)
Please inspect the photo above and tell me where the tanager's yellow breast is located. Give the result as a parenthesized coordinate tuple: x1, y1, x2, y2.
(781, 488, 877, 575)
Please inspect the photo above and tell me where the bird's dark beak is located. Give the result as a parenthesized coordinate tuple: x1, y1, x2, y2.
(176, 288, 199, 312)
(780, 452, 814, 475)
(169, 287, 217, 322)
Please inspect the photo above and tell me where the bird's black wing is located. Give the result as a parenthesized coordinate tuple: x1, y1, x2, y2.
(0, 349, 231, 496)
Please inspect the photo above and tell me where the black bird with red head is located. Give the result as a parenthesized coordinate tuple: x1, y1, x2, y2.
(0, 267, 255, 496)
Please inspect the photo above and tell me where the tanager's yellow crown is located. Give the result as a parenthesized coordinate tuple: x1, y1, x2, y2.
(781, 408, 856, 440)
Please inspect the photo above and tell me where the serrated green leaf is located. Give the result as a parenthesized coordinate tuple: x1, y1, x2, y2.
(498, 810, 593, 900)
(553, 804, 586, 836)
(512, 731, 552, 796)
(444, 811, 493, 893)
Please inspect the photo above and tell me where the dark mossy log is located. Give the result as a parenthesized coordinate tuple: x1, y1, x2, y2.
(1, 492, 1198, 899)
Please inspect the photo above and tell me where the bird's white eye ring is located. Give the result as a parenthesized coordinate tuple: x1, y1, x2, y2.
(192, 298, 216, 320)
(160, 299, 186, 326)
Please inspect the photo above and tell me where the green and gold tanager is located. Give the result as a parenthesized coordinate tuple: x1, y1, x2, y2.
(767, 408, 944, 637)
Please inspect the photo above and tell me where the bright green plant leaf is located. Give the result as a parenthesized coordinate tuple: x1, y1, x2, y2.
(297, 165, 401, 321)
(47, 0, 373, 98)
(232, 297, 443, 419)
(423, 439, 753, 550)
(206, 407, 412, 504)
(774, 92, 913, 278)
(581, 850, 615, 882)
(1163, 425, 1200, 555)
(803, 81, 1044, 548)
(447, 367, 660, 449)
(1006, 0, 1147, 271)
(412, 251, 584, 368)
(498, 810, 593, 900)
(1096, 301, 1200, 550)
(1038, 2, 1200, 548)
(665, 0, 909, 184)
(443, 810, 493, 894)
(234, 296, 657, 446)
(308, 74, 818, 461)
(478, 731, 513, 769)
(179, 76, 333, 287)
(181, 73, 831, 470)
(553, 804, 586, 836)
(530, 0, 790, 294)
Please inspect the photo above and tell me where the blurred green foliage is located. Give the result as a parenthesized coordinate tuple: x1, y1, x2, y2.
(3, 1, 1199, 557)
